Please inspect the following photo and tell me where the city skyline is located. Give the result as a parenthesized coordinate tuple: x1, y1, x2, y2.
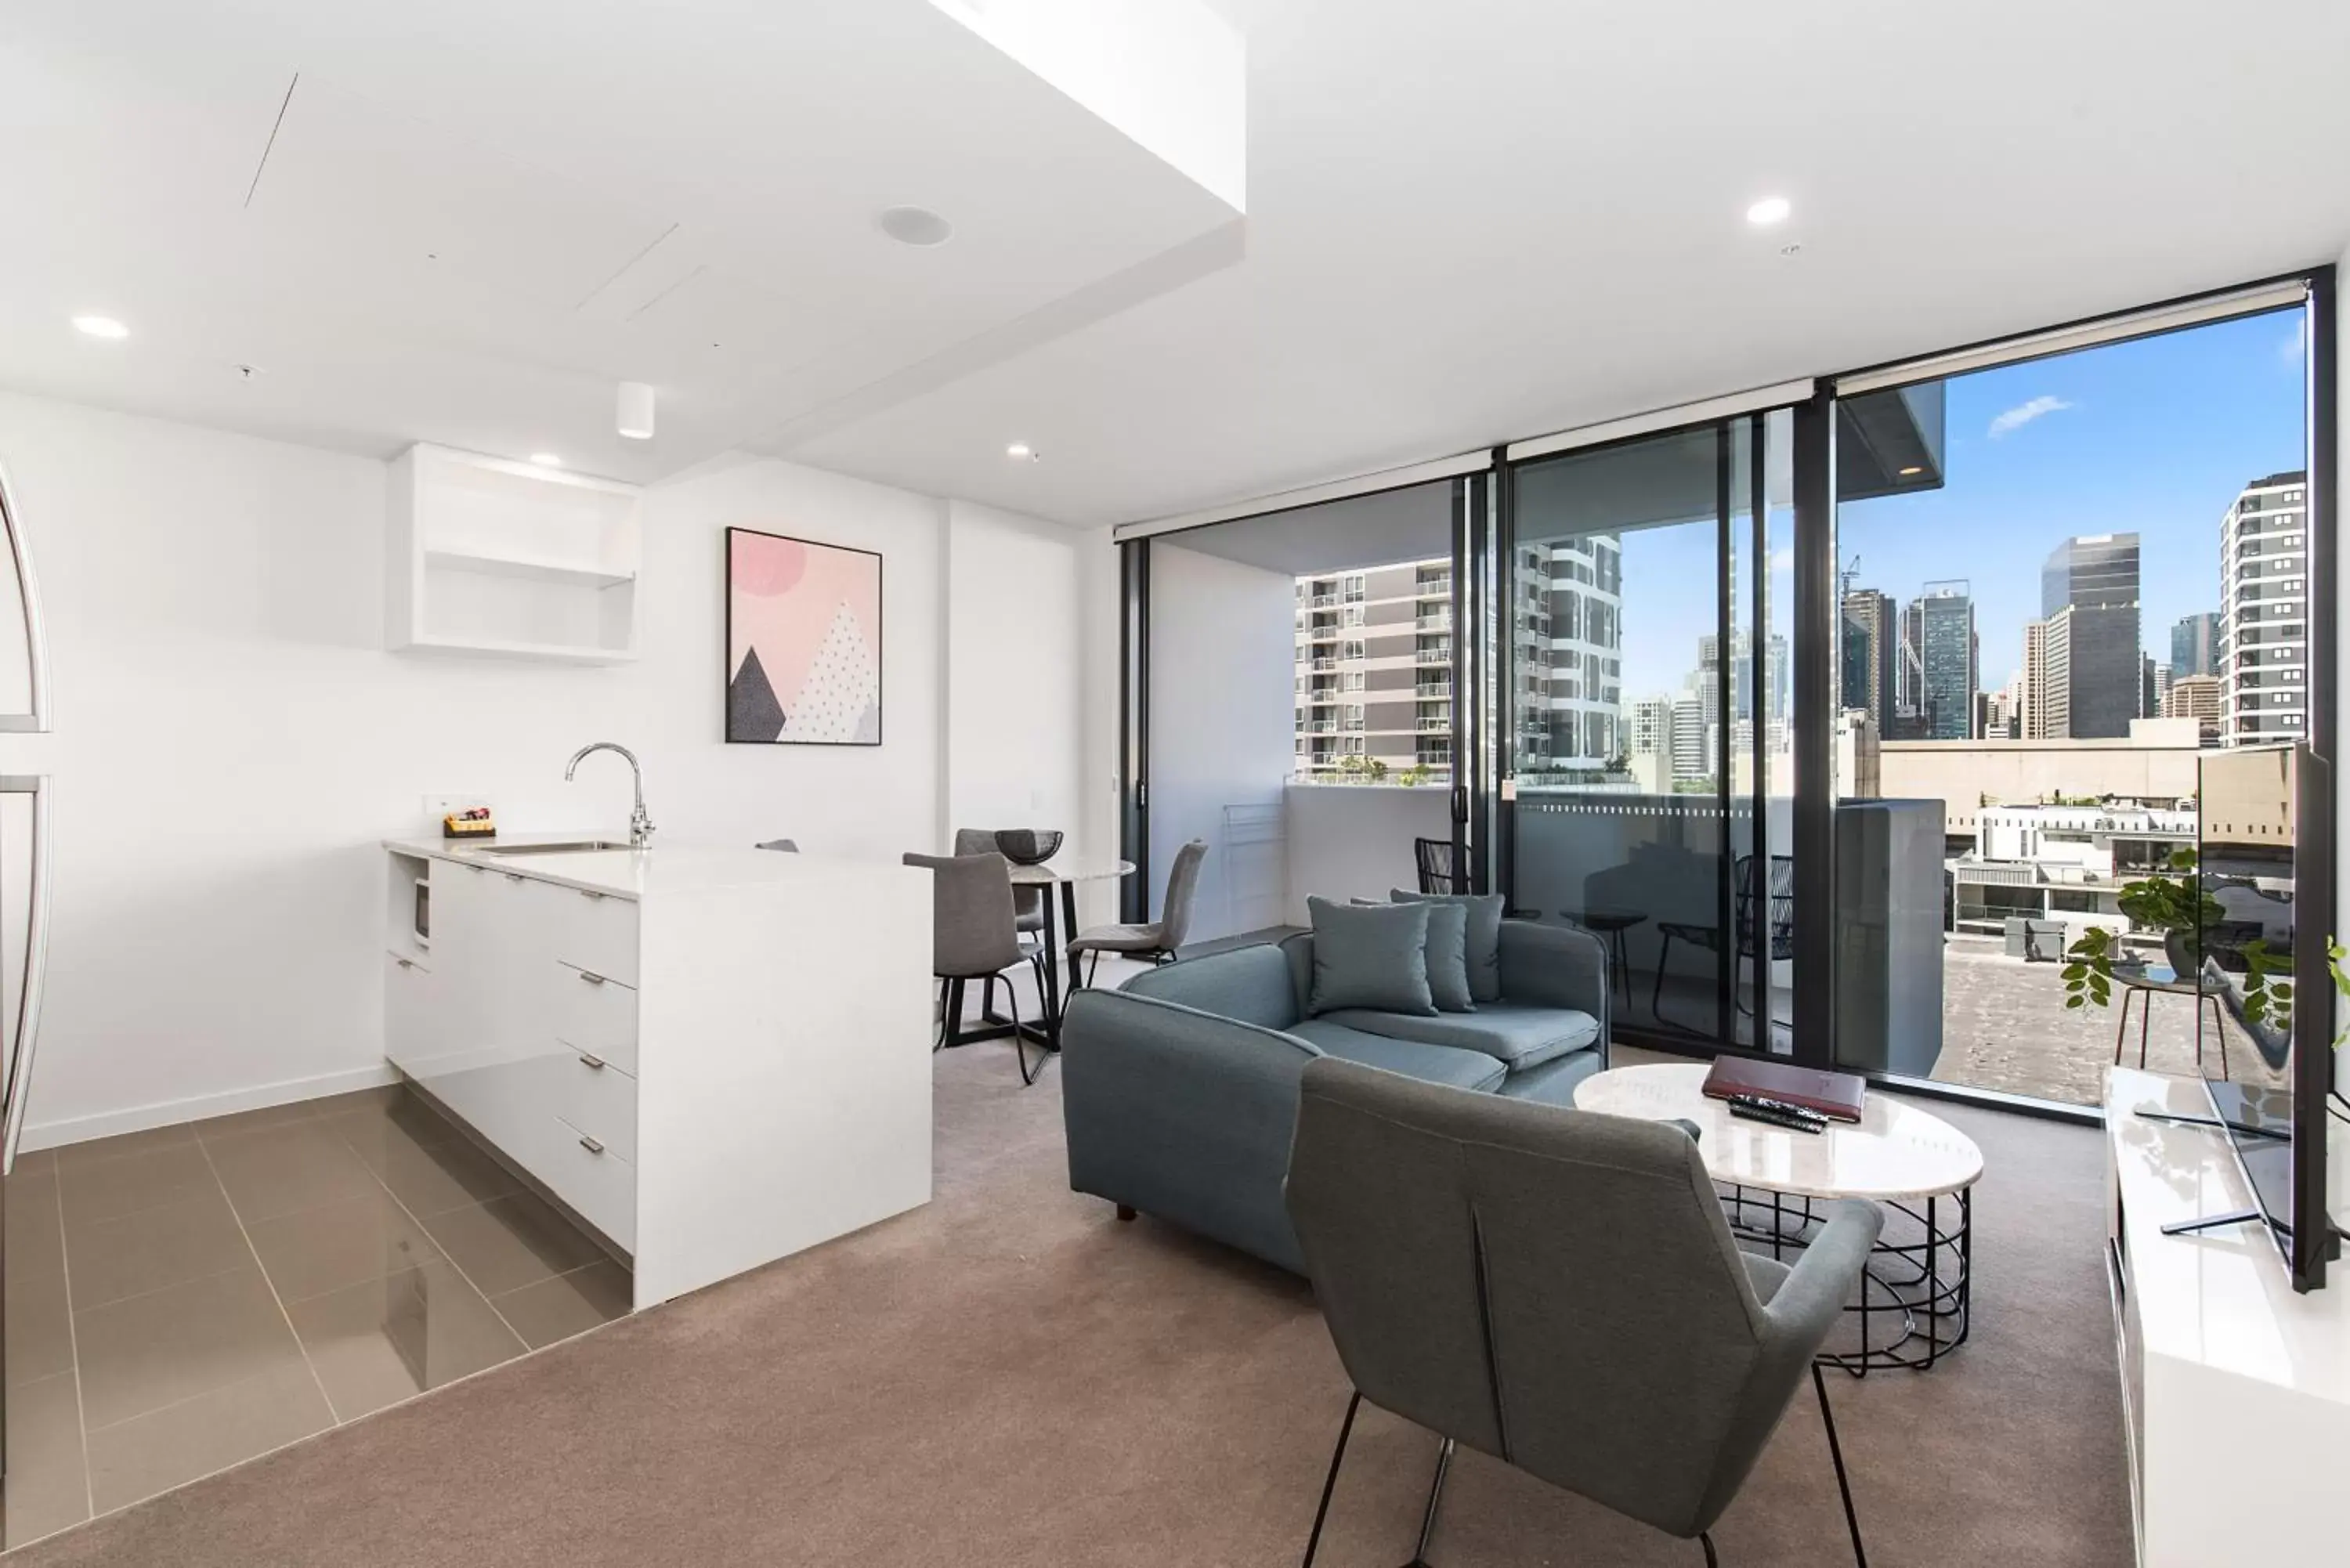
(1614, 307, 2306, 706)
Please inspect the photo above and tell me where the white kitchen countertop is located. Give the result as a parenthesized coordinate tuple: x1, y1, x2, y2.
(381, 833, 908, 902)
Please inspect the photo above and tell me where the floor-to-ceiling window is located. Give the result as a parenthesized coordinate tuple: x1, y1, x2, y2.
(1828, 294, 2314, 1107)
(1500, 413, 1793, 1053)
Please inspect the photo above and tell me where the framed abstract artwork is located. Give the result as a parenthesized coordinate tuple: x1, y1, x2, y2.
(725, 527, 884, 745)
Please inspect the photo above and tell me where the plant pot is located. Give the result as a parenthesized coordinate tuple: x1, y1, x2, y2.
(2162, 929, 2201, 980)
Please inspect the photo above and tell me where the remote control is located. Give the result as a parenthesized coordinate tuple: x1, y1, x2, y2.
(1736, 1094, 1828, 1125)
(1726, 1096, 1826, 1134)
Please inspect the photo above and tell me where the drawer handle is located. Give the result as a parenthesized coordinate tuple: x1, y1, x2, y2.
(395, 957, 415, 970)
(578, 970, 607, 986)
(504, 872, 525, 883)
(580, 889, 606, 901)
(578, 1134, 605, 1154)
(579, 1053, 606, 1071)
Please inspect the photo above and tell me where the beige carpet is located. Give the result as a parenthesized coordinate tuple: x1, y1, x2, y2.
(9, 1046, 2132, 1566)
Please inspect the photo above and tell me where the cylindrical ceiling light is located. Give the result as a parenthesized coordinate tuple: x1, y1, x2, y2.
(617, 381, 656, 440)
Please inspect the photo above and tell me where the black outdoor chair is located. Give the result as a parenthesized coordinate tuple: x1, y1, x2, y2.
(1654, 854, 1794, 1036)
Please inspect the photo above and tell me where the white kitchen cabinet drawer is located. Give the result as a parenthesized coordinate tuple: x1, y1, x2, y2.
(384, 950, 439, 1076)
(545, 1046, 637, 1162)
(522, 1111, 636, 1253)
(551, 961, 638, 1074)
(550, 883, 638, 986)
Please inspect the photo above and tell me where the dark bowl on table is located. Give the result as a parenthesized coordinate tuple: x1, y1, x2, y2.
(994, 829, 1065, 865)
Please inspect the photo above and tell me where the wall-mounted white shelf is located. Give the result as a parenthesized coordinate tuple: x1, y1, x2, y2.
(388, 444, 642, 664)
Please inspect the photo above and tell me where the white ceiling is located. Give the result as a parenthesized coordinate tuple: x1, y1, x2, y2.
(5, 1, 2348, 528)
(0, 0, 1238, 484)
(797, 0, 2350, 525)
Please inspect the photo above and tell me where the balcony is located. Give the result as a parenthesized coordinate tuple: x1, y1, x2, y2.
(1415, 576, 1453, 596)
(1415, 717, 1450, 732)
(1311, 656, 1338, 671)
(1416, 612, 1452, 630)
(1307, 688, 1340, 704)
(1415, 648, 1452, 666)
(1310, 594, 1339, 608)
(1415, 681, 1452, 698)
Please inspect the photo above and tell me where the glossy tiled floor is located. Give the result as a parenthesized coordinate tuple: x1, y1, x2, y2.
(2, 1086, 631, 1549)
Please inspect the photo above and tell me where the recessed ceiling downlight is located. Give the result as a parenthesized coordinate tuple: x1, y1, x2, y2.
(73, 315, 128, 339)
(1006, 443, 1036, 461)
(1745, 196, 1791, 227)
(879, 206, 953, 247)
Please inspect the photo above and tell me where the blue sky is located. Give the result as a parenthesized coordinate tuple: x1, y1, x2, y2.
(1615, 308, 2308, 700)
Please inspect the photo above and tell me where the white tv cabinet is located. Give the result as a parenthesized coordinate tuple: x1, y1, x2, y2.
(2105, 1068, 2350, 1566)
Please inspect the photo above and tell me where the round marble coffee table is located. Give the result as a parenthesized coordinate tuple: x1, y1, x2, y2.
(1574, 1063, 1984, 1373)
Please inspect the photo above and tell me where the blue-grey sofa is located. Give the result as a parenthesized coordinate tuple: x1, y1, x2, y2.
(1059, 923, 1611, 1274)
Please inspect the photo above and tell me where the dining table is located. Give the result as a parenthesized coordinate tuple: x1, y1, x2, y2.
(982, 857, 1137, 1051)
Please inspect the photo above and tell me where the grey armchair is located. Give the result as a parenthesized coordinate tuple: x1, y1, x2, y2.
(1284, 1057, 1879, 1567)
(903, 851, 1047, 1086)
(1068, 838, 1207, 988)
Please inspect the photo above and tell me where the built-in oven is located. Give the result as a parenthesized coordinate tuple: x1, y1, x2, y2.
(412, 877, 430, 948)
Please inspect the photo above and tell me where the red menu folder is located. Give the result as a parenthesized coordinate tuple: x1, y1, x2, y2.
(1701, 1057, 1867, 1123)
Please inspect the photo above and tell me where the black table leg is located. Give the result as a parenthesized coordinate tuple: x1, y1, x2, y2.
(1038, 887, 1064, 1053)
(1054, 881, 1079, 1050)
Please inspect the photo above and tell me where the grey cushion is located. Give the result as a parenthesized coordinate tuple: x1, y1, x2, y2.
(1320, 999, 1600, 1069)
(1493, 1044, 1608, 1107)
(1392, 889, 1506, 1003)
(1288, 1021, 1509, 1094)
(1307, 897, 1434, 1017)
(1351, 898, 1473, 1013)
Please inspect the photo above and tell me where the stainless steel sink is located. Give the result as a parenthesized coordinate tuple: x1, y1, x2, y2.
(474, 840, 636, 855)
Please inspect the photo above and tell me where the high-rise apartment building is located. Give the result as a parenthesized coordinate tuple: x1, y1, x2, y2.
(2218, 471, 2308, 746)
(1916, 581, 1977, 739)
(1537, 534, 1624, 771)
(2169, 611, 2221, 680)
(1669, 694, 1706, 784)
(1297, 540, 1621, 781)
(2039, 533, 2141, 738)
(1840, 588, 1896, 734)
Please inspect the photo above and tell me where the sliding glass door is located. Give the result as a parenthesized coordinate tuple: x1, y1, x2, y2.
(1496, 413, 1792, 1054)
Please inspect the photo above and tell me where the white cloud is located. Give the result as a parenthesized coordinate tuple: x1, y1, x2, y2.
(1987, 395, 2074, 439)
(2279, 318, 2306, 368)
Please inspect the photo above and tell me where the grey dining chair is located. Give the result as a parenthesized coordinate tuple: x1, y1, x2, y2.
(956, 828, 1047, 1021)
(903, 851, 1047, 1086)
(1284, 1057, 1879, 1567)
(1067, 838, 1207, 989)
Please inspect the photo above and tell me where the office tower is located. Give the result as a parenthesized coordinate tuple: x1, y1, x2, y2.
(2039, 533, 2141, 738)
(2142, 655, 2159, 722)
(1840, 589, 1896, 733)
(1629, 695, 1674, 757)
(1669, 694, 1706, 783)
(2169, 611, 2221, 680)
(2164, 673, 2223, 742)
(1764, 634, 1790, 725)
(1917, 581, 1976, 740)
(2020, 620, 2048, 739)
(1896, 598, 1924, 717)
(2219, 471, 2308, 746)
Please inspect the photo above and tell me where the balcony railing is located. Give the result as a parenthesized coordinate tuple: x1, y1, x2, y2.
(1415, 649, 1452, 665)
(1415, 717, 1449, 732)
(1311, 594, 1339, 607)
(1311, 656, 1338, 671)
(1415, 576, 1452, 596)
(1307, 689, 1340, 703)
(1416, 681, 1452, 698)
(1417, 613, 1452, 630)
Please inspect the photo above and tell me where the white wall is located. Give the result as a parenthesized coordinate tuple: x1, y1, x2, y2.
(1282, 782, 1449, 919)
(1146, 543, 1296, 941)
(943, 500, 1083, 852)
(0, 392, 1076, 1146)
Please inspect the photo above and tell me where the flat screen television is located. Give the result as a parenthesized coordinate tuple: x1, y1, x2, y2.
(2193, 742, 2336, 1292)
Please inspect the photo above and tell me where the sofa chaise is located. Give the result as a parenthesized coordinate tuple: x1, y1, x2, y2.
(1059, 922, 1611, 1274)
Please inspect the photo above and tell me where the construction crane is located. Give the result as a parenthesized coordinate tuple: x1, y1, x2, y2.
(1838, 554, 1861, 599)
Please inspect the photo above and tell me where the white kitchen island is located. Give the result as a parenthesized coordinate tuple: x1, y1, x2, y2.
(381, 835, 933, 1310)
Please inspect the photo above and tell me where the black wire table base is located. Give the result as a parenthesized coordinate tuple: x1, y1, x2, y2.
(1719, 1184, 1974, 1376)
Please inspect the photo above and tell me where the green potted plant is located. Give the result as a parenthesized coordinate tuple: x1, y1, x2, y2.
(2061, 847, 2222, 1012)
